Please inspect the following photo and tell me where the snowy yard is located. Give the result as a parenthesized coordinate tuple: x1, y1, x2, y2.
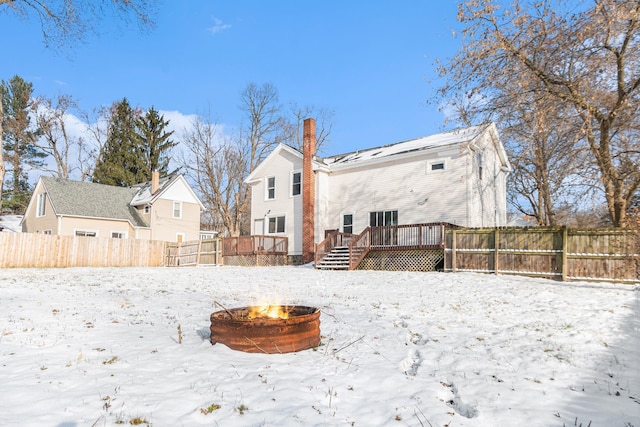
(0, 266, 638, 426)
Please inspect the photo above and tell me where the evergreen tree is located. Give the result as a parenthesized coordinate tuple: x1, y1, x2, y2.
(92, 98, 145, 186)
(1, 75, 45, 213)
(135, 106, 177, 178)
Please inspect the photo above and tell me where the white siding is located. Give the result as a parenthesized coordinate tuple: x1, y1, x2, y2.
(250, 150, 304, 254)
(322, 148, 470, 236)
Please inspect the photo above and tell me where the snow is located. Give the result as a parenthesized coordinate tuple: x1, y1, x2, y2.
(323, 125, 487, 166)
(0, 215, 22, 232)
(1, 266, 638, 426)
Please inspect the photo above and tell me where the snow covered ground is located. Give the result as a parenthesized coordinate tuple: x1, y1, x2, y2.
(0, 266, 638, 427)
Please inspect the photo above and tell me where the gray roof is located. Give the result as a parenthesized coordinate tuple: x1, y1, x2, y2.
(41, 177, 149, 228)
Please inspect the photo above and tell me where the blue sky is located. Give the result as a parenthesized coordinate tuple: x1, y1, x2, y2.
(2, 1, 462, 156)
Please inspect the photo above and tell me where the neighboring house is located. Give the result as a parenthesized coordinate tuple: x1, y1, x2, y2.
(245, 120, 511, 262)
(22, 172, 204, 242)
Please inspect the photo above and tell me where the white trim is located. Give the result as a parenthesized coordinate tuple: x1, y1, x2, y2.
(427, 159, 447, 173)
(173, 201, 183, 219)
(265, 176, 276, 200)
(74, 229, 98, 237)
(341, 212, 354, 234)
(36, 193, 46, 217)
(266, 214, 286, 234)
(290, 170, 302, 197)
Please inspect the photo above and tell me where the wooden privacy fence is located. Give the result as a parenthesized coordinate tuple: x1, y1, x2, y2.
(165, 238, 222, 266)
(0, 232, 165, 268)
(445, 227, 639, 283)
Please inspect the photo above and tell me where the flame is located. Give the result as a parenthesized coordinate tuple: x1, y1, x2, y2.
(248, 304, 290, 319)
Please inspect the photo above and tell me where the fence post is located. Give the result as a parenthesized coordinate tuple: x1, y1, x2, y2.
(561, 227, 568, 281)
(494, 228, 500, 275)
(451, 229, 457, 272)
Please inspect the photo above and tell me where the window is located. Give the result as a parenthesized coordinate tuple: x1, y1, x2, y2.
(266, 176, 276, 199)
(36, 193, 46, 217)
(75, 230, 97, 237)
(291, 171, 301, 196)
(43, 230, 52, 235)
(477, 152, 483, 180)
(342, 214, 354, 234)
(369, 210, 398, 227)
(144, 205, 151, 214)
(427, 160, 446, 173)
(111, 231, 127, 239)
(173, 201, 182, 218)
(268, 216, 285, 233)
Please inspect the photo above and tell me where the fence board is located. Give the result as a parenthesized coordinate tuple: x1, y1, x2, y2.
(445, 227, 638, 283)
(0, 233, 165, 268)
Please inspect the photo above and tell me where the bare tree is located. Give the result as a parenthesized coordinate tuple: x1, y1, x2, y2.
(181, 113, 247, 236)
(286, 103, 334, 154)
(438, 0, 640, 227)
(33, 94, 82, 179)
(0, 0, 157, 206)
(239, 83, 291, 172)
(0, 0, 156, 49)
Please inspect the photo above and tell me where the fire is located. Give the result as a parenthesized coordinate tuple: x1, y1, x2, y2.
(248, 304, 290, 320)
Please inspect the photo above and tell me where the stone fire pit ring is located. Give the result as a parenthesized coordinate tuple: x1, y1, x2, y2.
(210, 305, 321, 354)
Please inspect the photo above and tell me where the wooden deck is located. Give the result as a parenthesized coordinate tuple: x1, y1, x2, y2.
(315, 223, 454, 270)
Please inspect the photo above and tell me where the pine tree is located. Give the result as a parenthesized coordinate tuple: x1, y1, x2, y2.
(135, 106, 177, 178)
(1, 75, 45, 213)
(92, 98, 145, 186)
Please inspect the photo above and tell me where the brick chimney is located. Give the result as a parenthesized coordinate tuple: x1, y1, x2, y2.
(151, 170, 160, 195)
(302, 118, 316, 264)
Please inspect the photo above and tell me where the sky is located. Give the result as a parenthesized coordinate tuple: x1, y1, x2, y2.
(1, 1, 462, 156)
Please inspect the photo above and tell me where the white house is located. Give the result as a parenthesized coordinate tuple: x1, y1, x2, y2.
(245, 120, 511, 262)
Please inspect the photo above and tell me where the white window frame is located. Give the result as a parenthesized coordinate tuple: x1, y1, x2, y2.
(342, 213, 354, 234)
(266, 176, 276, 200)
(75, 229, 98, 237)
(43, 229, 52, 235)
(173, 201, 182, 218)
(267, 215, 286, 234)
(144, 205, 151, 214)
(36, 193, 46, 217)
(427, 159, 446, 173)
(111, 231, 128, 239)
(369, 210, 398, 227)
(290, 171, 302, 197)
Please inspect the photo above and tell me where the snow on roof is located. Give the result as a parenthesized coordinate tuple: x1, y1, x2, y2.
(323, 124, 489, 166)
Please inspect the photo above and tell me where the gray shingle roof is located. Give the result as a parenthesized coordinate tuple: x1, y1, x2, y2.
(41, 177, 149, 228)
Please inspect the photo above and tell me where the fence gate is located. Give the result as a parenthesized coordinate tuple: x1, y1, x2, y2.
(165, 238, 222, 267)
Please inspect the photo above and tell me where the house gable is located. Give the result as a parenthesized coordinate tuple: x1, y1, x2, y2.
(247, 123, 511, 256)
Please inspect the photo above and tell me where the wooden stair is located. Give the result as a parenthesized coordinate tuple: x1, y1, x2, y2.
(316, 246, 367, 270)
(316, 246, 351, 270)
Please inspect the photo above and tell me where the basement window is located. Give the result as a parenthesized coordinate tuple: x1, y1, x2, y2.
(75, 230, 97, 237)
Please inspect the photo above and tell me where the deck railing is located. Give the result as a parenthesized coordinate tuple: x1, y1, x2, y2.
(314, 231, 357, 265)
(370, 223, 449, 249)
(315, 223, 453, 269)
(223, 235, 288, 256)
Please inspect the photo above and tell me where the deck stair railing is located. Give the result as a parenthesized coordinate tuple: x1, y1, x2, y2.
(314, 231, 356, 267)
(315, 223, 453, 270)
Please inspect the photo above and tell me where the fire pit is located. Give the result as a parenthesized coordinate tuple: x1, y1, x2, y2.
(210, 305, 320, 353)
